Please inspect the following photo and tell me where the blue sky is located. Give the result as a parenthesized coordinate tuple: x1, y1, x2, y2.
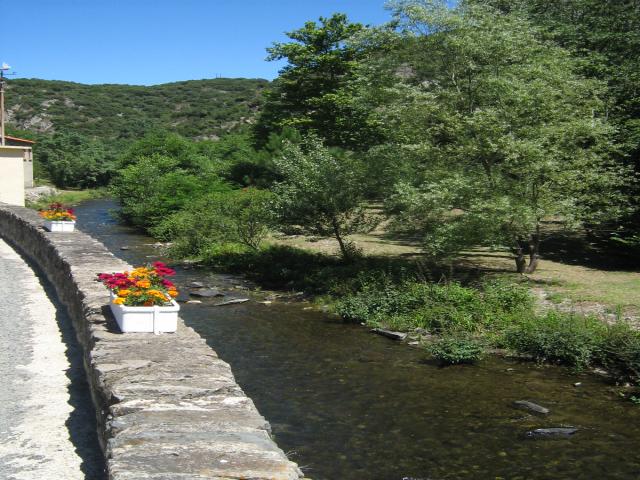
(3, 0, 394, 85)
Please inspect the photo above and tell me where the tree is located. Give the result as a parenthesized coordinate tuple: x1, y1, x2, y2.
(152, 188, 274, 254)
(254, 13, 372, 148)
(360, 0, 630, 272)
(471, 0, 640, 232)
(272, 135, 374, 260)
(36, 132, 114, 188)
(110, 153, 214, 231)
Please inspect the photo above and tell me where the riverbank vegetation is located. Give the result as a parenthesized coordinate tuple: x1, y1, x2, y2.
(106, 1, 639, 375)
(14, 2, 640, 380)
(25, 188, 108, 210)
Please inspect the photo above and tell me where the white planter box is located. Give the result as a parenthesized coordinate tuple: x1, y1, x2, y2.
(44, 220, 76, 232)
(109, 292, 179, 333)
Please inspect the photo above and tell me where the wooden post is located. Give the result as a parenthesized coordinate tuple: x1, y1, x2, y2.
(0, 77, 5, 146)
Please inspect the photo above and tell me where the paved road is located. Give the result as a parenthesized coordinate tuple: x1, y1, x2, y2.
(0, 239, 105, 479)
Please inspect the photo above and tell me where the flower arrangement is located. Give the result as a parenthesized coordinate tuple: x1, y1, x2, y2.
(39, 202, 77, 222)
(98, 261, 179, 307)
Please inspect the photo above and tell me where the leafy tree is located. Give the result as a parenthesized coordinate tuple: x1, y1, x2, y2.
(272, 135, 374, 260)
(117, 130, 205, 169)
(361, 0, 630, 272)
(471, 0, 640, 231)
(152, 188, 274, 253)
(110, 153, 215, 231)
(36, 132, 115, 188)
(254, 13, 372, 148)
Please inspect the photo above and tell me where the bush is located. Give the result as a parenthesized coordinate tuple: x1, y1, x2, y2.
(111, 154, 219, 231)
(503, 312, 606, 369)
(335, 278, 533, 333)
(599, 322, 640, 383)
(427, 333, 485, 365)
(153, 188, 275, 255)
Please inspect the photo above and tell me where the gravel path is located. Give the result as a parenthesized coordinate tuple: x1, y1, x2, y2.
(0, 239, 105, 479)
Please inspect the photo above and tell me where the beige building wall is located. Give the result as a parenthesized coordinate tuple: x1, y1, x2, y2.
(0, 146, 25, 206)
(23, 148, 34, 188)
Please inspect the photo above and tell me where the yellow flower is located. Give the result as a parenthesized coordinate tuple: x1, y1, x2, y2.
(113, 298, 125, 305)
(131, 267, 150, 278)
(118, 289, 131, 297)
(168, 290, 178, 298)
(136, 280, 151, 289)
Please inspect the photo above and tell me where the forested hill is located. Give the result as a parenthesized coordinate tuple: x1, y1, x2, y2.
(5, 77, 268, 140)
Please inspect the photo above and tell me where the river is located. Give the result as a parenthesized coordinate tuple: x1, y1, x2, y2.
(75, 198, 640, 480)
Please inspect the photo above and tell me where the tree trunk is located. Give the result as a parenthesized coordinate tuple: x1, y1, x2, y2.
(514, 243, 527, 274)
(525, 232, 540, 274)
(513, 230, 541, 274)
(331, 217, 349, 260)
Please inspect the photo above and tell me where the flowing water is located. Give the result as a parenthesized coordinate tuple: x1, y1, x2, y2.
(75, 199, 640, 480)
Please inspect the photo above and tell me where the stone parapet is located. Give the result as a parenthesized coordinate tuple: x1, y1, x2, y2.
(0, 203, 303, 480)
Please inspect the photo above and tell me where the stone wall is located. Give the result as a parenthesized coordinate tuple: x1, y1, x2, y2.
(0, 204, 304, 480)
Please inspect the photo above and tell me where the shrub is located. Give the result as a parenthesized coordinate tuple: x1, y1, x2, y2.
(152, 188, 274, 254)
(482, 279, 534, 315)
(335, 278, 533, 333)
(427, 333, 485, 365)
(599, 322, 640, 384)
(503, 312, 606, 369)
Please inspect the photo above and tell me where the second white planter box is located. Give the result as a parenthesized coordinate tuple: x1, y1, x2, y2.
(44, 220, 76, 232)
(109, 292, 179, 333)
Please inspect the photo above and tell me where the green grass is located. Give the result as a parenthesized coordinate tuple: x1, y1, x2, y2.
(26, 188, 108, 210)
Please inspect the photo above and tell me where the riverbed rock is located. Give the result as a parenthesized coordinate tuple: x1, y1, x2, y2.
(214, 298, 250, 306)
(526, 427, 578, 438)
(175, 291, 191, 303)
(188, 281, 205, 288)
(120, 246, 130, 250)
(190, 289, 224, 298)
(514, 400, 550, 415)
(371, 328, 408, 341)
(186, 300, 202, 304)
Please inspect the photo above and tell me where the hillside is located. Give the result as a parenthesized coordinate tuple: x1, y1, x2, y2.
(5, 77, 269, 140)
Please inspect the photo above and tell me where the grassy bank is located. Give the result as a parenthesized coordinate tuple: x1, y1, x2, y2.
(273, 230, 640, 320)
(26, 188, 108, 210)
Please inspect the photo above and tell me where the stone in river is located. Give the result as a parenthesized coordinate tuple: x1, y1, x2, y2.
(513, 400, 550, 415)
(371, 328, 408, 341)
(526, 427, 578, 438)
(120, 246, 130, 250)
(214, 298, 250, 306)
(189, 289, 224, 298)
(188, 281, 205, 288)
(186, 300, 202, 304)
(175, 291, 191, 303)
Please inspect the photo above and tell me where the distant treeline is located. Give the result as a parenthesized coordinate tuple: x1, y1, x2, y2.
(6, 77, 267, 140)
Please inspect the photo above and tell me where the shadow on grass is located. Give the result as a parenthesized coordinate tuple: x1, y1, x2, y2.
(201, 244, 507, 296)
(539, 231, 640, 272)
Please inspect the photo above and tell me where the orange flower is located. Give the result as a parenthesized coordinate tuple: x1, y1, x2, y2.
(168, 290, 178, 297)
(136, 280, 151, 289)
(118, 289, 131, 297)
(143, 300, 154, 307)
(113, 298, 125, 305)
